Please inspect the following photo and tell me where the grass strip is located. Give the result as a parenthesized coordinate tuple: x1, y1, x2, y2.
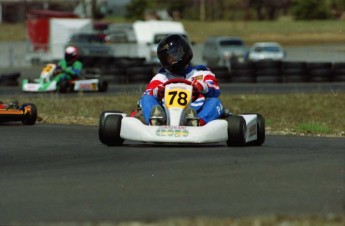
(3, 93, 344, 137)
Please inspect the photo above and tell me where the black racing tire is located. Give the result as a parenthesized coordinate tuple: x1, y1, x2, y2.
(98, 79, 108, 92)
(99, 110, 123, 130)
(231, 61, 254, 70)
(0, 79, 19, 86)
(58, 80, 73, 93)
(245, 113, 265, 146)
(333, 68, 345, 75)
(307, 62, 332, 70)
(282, 68, 307, 75)
(226, 115, 246, 147)
(307, 69, 333, 82)
(208, 66, 228, 72)
(332, 74, 345, 82)
(21, 103, 37, 125)
(99, 111, 124, 146)
(329, 63, 345, 82)
(126, 66, 154, 84)
(282, 61, 307, 70)
(230, 70, 256, 83)
(282, 73, 307, 83)
(254, 60, 282, 70)
(256, 69, 282, 83)
(333, 62, 345, 68)
(213, 70, 231, 83)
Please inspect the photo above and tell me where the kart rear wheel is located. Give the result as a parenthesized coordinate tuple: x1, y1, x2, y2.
(226, 115, 246, 147)
(98, 79, 108, 92)
(21, 103, 37, 125)
(58, 80, 73, 93)
(99, 111, 124, 146)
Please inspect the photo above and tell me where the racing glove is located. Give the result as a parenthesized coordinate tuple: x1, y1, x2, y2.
(192, 80, 208, 94)
(153, 84, 165, 99)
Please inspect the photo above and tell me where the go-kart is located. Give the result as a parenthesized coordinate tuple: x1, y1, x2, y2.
(99, 78, 265, 147)
(22, 63, 108, 93)
(0, 101, 37, 125)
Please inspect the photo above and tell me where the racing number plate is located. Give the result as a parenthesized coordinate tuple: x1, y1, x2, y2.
(42, 64, 54, 73)
(165, 86, 192, 109)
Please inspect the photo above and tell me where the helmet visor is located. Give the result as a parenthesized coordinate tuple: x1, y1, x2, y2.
(65, 53, 74, 62)
(159, 43, 185, 67)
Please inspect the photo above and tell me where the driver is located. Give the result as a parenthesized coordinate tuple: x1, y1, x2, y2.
(0, 101, 6, 109)
(137, 34, 224, 126)
(0, 100, 18, 109)
(55, 46, 83, 83)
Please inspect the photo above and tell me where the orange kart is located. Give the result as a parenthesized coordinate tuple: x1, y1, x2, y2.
(0, 101, 37, 125)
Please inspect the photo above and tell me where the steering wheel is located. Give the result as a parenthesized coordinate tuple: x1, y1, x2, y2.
(162, 78, 199, 101)
(163, 78, 192, 86)
(54, 65, 63, 76)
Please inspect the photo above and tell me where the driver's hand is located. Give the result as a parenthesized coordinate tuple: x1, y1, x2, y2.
(192, 80, 208, 94)
(55, 65, 63, 73)
(153, 84, 165, 99)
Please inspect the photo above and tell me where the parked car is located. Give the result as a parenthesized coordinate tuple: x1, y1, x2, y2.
(202, 36, 248, 68)
(248, 42, 286, 62)
(65, 33, 113, 57)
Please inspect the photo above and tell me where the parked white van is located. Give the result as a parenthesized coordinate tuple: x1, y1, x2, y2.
(105, 20, 189, 63)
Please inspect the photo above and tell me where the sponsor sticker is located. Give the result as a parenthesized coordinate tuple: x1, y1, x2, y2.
(79, 83, 97, 90)
(155, 126, 189, 137)
(249, 124, 257, 137)
(194, 75, 203, 81)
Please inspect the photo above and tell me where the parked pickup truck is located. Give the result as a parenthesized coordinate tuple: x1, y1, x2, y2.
(65, 33, 113, 57)
(104, 20, 190, 64)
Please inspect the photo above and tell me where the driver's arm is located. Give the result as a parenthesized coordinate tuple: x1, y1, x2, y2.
(202, 74, 221, 97)
(144, 74, 166, 96)
(63, 62, 83, 78)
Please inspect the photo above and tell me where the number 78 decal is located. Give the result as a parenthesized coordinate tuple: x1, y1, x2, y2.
(165, 89, 192, 109)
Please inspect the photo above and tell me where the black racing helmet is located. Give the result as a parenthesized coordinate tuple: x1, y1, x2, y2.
(157, 34, 193, 75)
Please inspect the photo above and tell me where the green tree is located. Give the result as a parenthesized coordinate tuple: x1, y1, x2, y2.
(292, 0, 332, 20)
(331, 0, 345, 9)
(125, 0, 152, 20)
(329, 0, 345, 17)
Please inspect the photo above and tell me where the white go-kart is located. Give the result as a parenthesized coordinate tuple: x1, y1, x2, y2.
(99, 78, 265, 146)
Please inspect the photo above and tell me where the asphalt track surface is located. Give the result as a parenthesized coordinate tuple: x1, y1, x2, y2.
(0, 123, 344, 224)
(1, 78, 345, 224)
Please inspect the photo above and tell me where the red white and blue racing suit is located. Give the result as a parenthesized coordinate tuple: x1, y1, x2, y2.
(139, 65, 224, 125)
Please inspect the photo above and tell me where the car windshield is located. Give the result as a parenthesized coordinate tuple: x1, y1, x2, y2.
(254, 46, 280, 53)
(70, 34, 105, 43)
(219, 40, 244, 46)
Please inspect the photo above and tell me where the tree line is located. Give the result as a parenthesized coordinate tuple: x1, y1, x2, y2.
(124, 0, 345, 21)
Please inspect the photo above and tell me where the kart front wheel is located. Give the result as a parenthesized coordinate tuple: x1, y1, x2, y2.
(99, 112, 124, 146)
(21, 103, 37, 125)
(226, 115, 246, 147)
